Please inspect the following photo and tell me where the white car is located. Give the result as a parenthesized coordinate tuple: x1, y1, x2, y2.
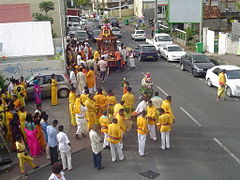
(131, 30, 146, 41)
(159, 44, 186, 62)
(206, 65, 240, 97)
(111, 27, 122, 38)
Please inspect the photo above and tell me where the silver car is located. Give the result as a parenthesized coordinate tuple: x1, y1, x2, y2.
(26, 71, 71, 99)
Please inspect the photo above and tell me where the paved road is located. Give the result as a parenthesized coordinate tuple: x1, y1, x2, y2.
(26, 24, 240, 180)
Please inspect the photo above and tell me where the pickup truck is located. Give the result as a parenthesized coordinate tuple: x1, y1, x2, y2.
(146, 33, 173, 51)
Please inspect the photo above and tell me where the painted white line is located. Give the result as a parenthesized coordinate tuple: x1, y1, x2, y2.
(213, 137, 240, 164)
(233, 97, 239, 101)
(198, 78, 204, 81)
(141, 72, 145, 75)
(179, 106, 202, 127)
(156, 85, 168, 96)
(176, 65, 180, 68)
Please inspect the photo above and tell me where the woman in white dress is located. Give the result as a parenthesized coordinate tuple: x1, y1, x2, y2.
(49, 162, 66, 180)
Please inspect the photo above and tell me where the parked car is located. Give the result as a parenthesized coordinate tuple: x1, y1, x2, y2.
(159, 44, 186, 62)
(131, 30, 146, 41)
(26, 72, 71, 99)
(75, 30, 89, 42)
(68, 26, 81, 37)
(146, 33, 173, 51)
(111, 27, 121, 38)
(180, 53, 214, 77)
(67, 15, 80, 26)
(91, 30, 101, 42)
(206, 65, 240, 97)
(110, 18, 119, 27)
(134, 44, 158, 61)
(80, 17, 88, 26)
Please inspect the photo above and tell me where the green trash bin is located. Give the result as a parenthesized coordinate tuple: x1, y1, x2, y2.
(155, 29, 160, 33)
(124, 19, 129, 25)
(196, 42, 204, 53)
(214, 40, 218, 53)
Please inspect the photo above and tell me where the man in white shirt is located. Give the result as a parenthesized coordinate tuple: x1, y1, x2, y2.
(7, 79, 14, 96)
(89, 125, 104, 170)
(86, 57, 97, 70)
(56, 125, 72, 171)
(77, 53, 82, 66)
(75, 102, 88, 138)
(76, 68, 87, 95)
(135, 99, 148, 115)
(97, 57, 108, 83)
(69, 67, 77, 88)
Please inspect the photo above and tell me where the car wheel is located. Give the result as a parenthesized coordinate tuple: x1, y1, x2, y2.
(192, 69, 197, 77)
(58, 88, 69, 98)
(226, 86, 232, 97)
(180, 63, 185, 71)
(207, 78, 212, 87)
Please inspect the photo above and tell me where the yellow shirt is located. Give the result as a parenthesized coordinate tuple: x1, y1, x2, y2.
(85, 98, 95, 112)
(121, 92, 135, 108)
(107, 123, 122, 144)
(94, 51, 100, 60)
(157, 113, 172, 132)
(80, 94, 88, 105)
(161, 100, 175, 121)
(137, 116, 148, 135)
(86, 70, 96, 88)
(107, 95, 117, 106)
(94, 94, 107, 109)
(219, 72, 226, 85)
(115, 113, 126, 132)
(114, 103, 124, 115)
(146, 106, 157, 125)
(99, 115, 110, 133)
(69, 91, 76, 104)
(73, 97, 81, 114)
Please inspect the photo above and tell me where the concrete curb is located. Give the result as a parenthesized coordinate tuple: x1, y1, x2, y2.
(10, 147, 85, 180)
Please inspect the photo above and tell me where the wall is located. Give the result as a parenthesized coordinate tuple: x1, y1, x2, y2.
(226, 36, 239, 54)
(0, 60, 65, 80)
(109, 9, 134, 17)
(206, 30, 215, 53)
(0, 0, 63, 37)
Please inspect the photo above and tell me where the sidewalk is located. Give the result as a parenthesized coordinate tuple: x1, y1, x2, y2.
(206, 53, 240, 66)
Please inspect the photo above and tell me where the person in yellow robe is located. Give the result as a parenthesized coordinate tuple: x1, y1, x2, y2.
(80, 89, 89, 105)
(146, 100, 157, 141)
(99, 111, 110, 148)
(5, 107, 13, 148)
(94, 50, 100, 61)
(16, 135, 38, 174)
(107, 118, 124, 162)
(107, 90, 117, 116)
(94, 89, 107, 122)
(85, 94, 97, 129)
(121, 87, 135, 116)
(69, 88, 77, 126)
(113, 101, 124, 116)
(16, 86, 26, 108)
(156, 108, 173, 150)
(86, 67, 96, 94)
(115, 109, 126, 150)
(161, 96, 175, 123)
(18, 107, 27, 139)
(137, 110, 148, 156)
(217, 69, 227, 101)
(51, 74, 58, 106)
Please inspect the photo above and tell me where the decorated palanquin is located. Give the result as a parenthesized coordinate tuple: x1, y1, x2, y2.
(96, 24, 118, 68)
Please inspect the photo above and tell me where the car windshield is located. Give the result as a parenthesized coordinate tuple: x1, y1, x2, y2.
(112, 28, 119, 31)
(69, 27, 78, 31)
(75, 32, 87, 38)
(192, 55, 211, 63)
(142, 46, 156, 52)
(168, 46, 182, 52)
(136, 31, 144, 34)
(69, 17, 80, 22)
(226, 70, 240, 79)
(156, 36, 172, 42)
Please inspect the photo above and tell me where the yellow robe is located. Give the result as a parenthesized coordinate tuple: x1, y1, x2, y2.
(114, 103, 124, 115)
(69, 91, 77, 126)
(80, 94, 88, 105)
(94, 51, 100, 61)
(107, 95, 117, 115)
(146, 106, 157, 125)
(51, 79, 58, 106)
(121, 92, 135, 116)
(137, 116, 148, 135)
(218, 72, 226, 98)
(115, 113, 126, 133)
(86, 70, 96, 88)
(85, 97, 97, 129)
(18, 111, 27, 139)
(161, 100, 175, 121)
(107, 123, 122, 144)
(157, 113, 173, 132)
(99, 115, 110, 133)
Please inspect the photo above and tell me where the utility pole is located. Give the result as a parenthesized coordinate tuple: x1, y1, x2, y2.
(96, 0, 99, 16)
(225, 0, 228, 9)
(154, 0, 158, 32)
(199, 0, 203, 42)
(119, 0, 122, 18)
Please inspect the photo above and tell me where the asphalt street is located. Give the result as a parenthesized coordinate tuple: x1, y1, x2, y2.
(25, 24, 240, 180)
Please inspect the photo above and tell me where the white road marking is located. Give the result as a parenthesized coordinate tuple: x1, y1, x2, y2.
(213, 137, 240, 164)
(233, 97, 239, 101)
(198, 78, 204, 81)
(141, 72, 145, 75)
(179, 106, 202, 127)
(156, 86, 168, 96)
(176, 65, 180, 68)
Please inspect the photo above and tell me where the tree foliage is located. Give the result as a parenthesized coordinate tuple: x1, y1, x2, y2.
(74, 0, 90, 7)
(33, 13, 54, 24)
(0, 74, 7, 91)
(39, 1, 55, 15)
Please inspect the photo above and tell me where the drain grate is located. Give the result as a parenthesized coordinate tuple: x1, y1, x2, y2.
(139, 170, 160, 179)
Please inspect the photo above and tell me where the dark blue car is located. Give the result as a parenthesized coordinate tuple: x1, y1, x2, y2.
(134, 44, 158, 61)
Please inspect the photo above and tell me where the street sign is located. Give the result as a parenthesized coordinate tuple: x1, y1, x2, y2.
(169, 0, 202, 23)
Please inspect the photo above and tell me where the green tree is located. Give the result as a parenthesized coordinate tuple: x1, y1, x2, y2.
(0, 74, 7, 91)
(32, 13, 54, 24)
(39, 1, 55, 15)
(74, 0, 90, 7)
